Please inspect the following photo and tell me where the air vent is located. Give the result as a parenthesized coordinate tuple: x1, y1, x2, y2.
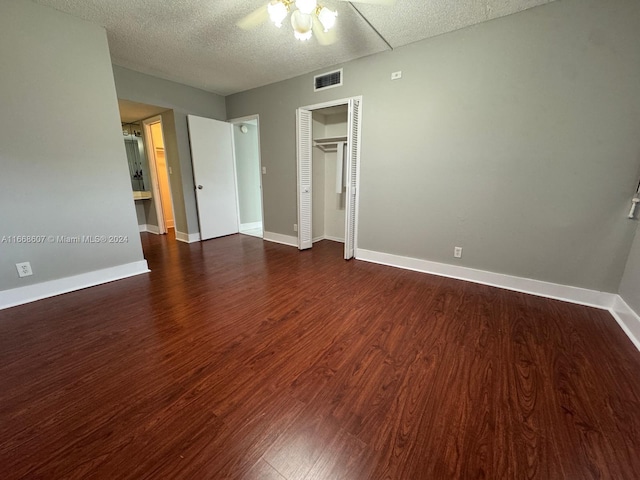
(314, 69, 343, 92)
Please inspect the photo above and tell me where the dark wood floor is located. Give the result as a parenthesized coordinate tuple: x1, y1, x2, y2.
(1, 233, 640, 479)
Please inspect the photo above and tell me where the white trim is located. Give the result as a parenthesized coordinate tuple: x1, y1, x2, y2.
(300, 96, 358, 112)
(145, 224, 161, 235)
(142, 116, 167, 235)
(610, 296, 640, 352)
(240, 222, 262, 231)
(313, 235, 344, 243)
(175, 230, 200, 243)
(324, 235, 345, 243)
(138, 224, 161, 234)
(0, 261, 150, 310)
(356, 249, 615, 310)
(263, 231, 297, 247)
(228, 114, 265, 247)
(296, 95, 363, 256)
(356, 248, 640, 352)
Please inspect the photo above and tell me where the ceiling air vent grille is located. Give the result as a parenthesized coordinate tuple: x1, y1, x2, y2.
(314, 69, 343, 92)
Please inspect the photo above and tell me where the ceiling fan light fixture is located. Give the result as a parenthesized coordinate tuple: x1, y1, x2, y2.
(295, 0, 317, 15)
(317, 6, 337, 32)
(291, 10, 313, 41)
(267, 0, 289, 28)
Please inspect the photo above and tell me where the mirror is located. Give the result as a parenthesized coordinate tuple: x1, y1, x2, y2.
(122, 122, 150, 193)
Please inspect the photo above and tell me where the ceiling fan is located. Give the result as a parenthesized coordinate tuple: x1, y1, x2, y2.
(237, 0, 395, 45)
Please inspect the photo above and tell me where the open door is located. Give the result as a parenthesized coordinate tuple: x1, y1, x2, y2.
(344, 98, 361, 260)
(296, 97, 362, 257)
(187, 115, 239, 241)
(297, 108, 313, 250)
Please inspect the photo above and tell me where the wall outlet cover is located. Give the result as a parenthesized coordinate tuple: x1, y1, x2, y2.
(16, 262, 33, 277)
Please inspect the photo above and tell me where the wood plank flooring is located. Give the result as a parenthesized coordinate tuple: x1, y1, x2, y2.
(1, 233, 640, 479)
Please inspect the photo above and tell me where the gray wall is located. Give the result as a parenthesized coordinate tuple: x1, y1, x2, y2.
(233, 124, 262, 225)
(135, 202, 147, 225)
(619, 224, 640, 311)
(0, 0, 145, 291)
(226, 0, 640, 293)
(112, 66, 227, 235)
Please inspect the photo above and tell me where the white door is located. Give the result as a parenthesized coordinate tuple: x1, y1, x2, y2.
(344, 98, 361, 260)
(297, 108, 313, 250)
(187, 115, 239, 241)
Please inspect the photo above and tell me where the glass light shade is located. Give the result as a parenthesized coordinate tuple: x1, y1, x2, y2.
(317, 7, 337, 32)
(294, 0, 317, 15)
(291, 10, 313, 41)
(294, 30, 313, 41)
(267, 0, 288, 28)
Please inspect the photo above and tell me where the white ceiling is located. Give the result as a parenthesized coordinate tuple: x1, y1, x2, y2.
(32, 0, 555, 96)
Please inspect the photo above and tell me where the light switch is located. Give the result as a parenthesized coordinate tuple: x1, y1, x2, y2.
(262, 166, 267, 175)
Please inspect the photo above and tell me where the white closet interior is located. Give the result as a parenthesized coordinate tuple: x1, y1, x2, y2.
(311, 105, 348, 244)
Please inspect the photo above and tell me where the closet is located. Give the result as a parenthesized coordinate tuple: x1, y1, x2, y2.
(311, 105, 348, 244)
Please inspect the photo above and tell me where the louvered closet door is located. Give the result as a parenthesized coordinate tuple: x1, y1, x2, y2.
(344, 98, 361, 260)
(297, 108, 313, 250)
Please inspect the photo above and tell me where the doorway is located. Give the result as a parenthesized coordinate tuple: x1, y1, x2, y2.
(230, 116, 264, 239)
(310, 105, 348, 245)
(143, 116, 175, 236)
(296, 97, 362, 259)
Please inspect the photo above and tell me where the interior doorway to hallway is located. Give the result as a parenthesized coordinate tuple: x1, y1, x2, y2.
(230, 115, 264, 239)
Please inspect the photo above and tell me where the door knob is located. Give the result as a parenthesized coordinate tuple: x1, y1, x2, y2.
(197, 185, 203, 190)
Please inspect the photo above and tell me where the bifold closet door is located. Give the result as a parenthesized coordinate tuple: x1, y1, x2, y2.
(344, 98, 361, 260)
(297, 108, 313, 250)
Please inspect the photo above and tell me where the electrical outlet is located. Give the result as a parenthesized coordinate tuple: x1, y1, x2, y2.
(293, 224, 298, 232)
(391, 71, 402, 80)
(262, 166, 267, 175)
(454, 247, 463, 258)
(16, 262, 33, 277)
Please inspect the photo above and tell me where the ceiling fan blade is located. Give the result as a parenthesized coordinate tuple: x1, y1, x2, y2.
(312, 16, 337, 46)
(337, 0, 396, 5)
(236, 5, 269, 30)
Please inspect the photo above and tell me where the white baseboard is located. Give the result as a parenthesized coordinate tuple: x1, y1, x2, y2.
(175, 230, 200, 243)
(139, 224, 161, 235)
(355, 248, 640, 352)
(263, 231, 297, 247)
(610, 296, 640, 352)
(0, 260, 150, 310)
(324, 235, 345, 243)
(313, 235, 345, 243)
(355, 248, 615, 310)
(147, 224, 161, 235)
(240, 222, 262, 231)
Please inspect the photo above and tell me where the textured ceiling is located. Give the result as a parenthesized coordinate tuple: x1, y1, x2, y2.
(32, 0, 555, 96)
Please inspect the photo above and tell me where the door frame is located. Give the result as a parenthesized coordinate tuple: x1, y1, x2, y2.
(228, 114, 265, 239)
(296, 96, 363, 258)
(142, 115, 175, 235)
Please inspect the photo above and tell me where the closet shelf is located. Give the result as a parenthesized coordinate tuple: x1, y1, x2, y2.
(313, 136, 347, 152)
(133, 191, 152, 200)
